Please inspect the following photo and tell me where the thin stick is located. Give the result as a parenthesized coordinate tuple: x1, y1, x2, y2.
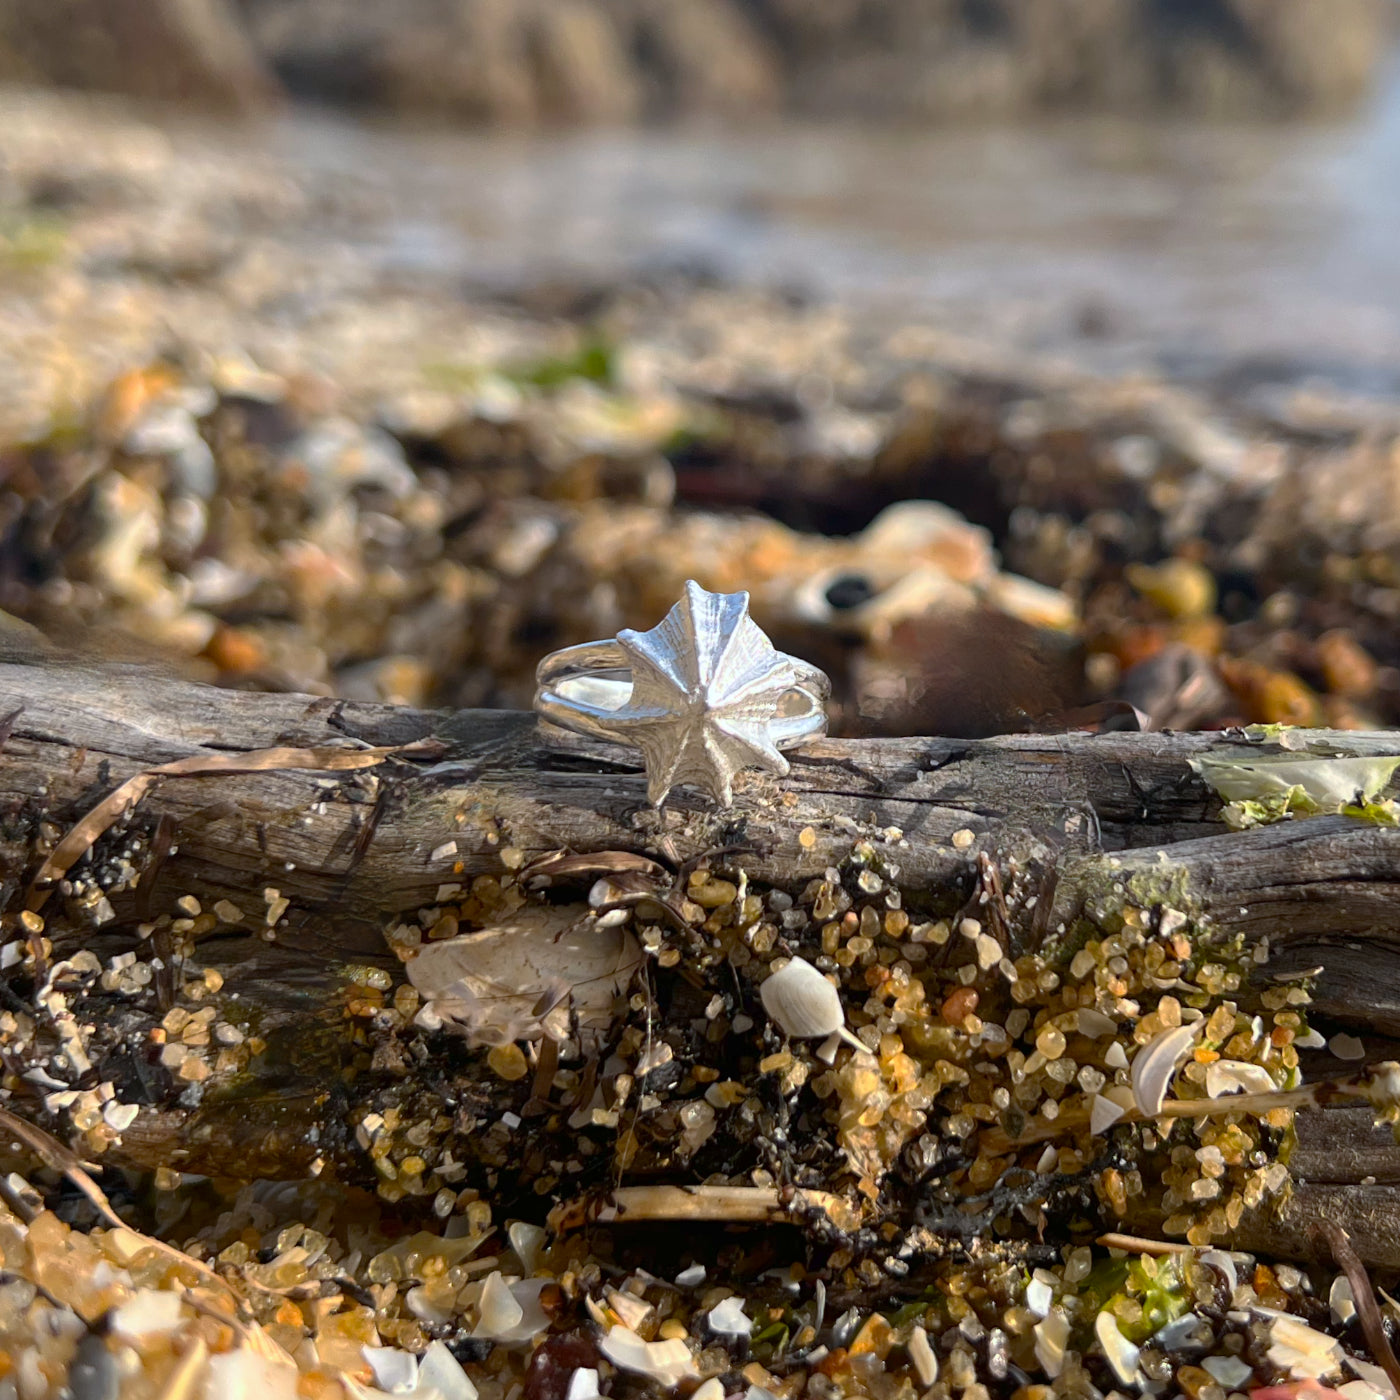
(27, 741, 412, 907)
(982, 1073, 1376, 1154)
(549, 1184, 856, 1233)
(1319, 1222, 1400, 1400)
(0, 1107, 248, 1316)
(1097, 1232, 1191, 1256)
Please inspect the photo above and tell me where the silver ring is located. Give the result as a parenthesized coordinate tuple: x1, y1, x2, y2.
(534, 580, 830, 807)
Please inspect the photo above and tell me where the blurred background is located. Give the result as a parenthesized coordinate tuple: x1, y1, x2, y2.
(2, 0, 1400, 739)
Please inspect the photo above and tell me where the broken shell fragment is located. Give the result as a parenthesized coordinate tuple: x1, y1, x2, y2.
(1090, 1092, 1128, 1136)
(1033, 1309, 1069, 1378)
(1131, 1020, 1202, 1117)
(760, 957, 865, 1051)
(1205, 1059, 1277, 1098)
(1096, 1309, 1143, 1387)
(597, 1327, 699, 1387)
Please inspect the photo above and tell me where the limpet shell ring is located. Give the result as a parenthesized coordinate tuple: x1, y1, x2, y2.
(534, 580, 830, 808)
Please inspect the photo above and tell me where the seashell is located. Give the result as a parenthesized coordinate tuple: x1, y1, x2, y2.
(409, 905, 642, 1049)
(760, 958, 864, 1051)
(1264, 1311, 1345, 1381)
(564, 1369, 600, 1400)
(691, 1381, 726, 1400)
(1024, 1274, 1054, 1318)
(1154, 1313, 1210, 1351)
(1331, 1275, 1357, 1326)
(1104, 1040, 1129, 1069)
(1203, 1355, 1255, 1389)
(1033, 1309, 1069, 1378)
(1205, 1059, 1277, 1098)
(1331, 1033, 1366, 1061)
(471, 1273, 551, 1344)
(1199, 1249, 1238, 1293)
(1095, 1310, 1142, 1387)
(606, 1288, 655, 1333)
(597, 1326, 699, 1387)
(361, 1345, 418, 1393)
(1345, 1356, 1399, 1400)
(1130, 1021, 1202, 1117)
(417, 1341, 477, 1400)
(1089, 1093, 1127, 1136)
(706, 1296, 751, 1336)
(508, 1221, 546, 1274)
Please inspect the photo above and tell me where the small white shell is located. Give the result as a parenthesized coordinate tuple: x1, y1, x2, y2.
(761, 958, 859, 1046)
(1090, 1093, 1127, 1136)
(1332, 1274, 1357, 1325)
(1131, 1021, 1202, 1117)
(361, 1345, 418, 1393)
(1331, 1033, 1367, 1061)
(597, 1327, 699, 1387)
(1205, 1059, 1276, 1098)
(508, 1221, 546, 1274)
(706, 1296, 751, 1336)
(1033, 1309, 1069, 1378)
(417, 1341, 477, 1400)
(1265, 1311, 1345, 1381)
(471, 1273, 551, 1344)
(607, 1288, 655, 1333)
(1104, 1040, 1129, 1069)
(1095, 1310, 1142, 1387)
(1203, 1355, 1255, 1389)
(565, 1369, 600, 1400)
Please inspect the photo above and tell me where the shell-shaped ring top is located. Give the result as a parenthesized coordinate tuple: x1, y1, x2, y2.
(534, 580, 830, 806)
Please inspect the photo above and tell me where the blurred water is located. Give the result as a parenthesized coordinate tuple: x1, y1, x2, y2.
(266, 55, 1400, 393)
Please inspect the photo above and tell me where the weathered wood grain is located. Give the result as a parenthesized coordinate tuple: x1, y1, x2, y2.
(4, 657, 1400, 1264)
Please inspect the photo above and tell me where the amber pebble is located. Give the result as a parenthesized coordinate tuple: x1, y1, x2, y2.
(1219, 658, 1323, 727)
(1127, 559, 1217, 620)
(488, 1043, 529, 1081)
(940, 987, 979, 1026)
(1170, 615, 1227, 657)
(1109, 623, 1169, 671)
(848, 1314, 893, 1359)
(1316, 629, 1377, 698)
(204, 625, 269, 675)
(1178, 1365, 1214, 1398)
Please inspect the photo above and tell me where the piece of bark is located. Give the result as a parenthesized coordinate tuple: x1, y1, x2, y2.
(5, 656, 1400, 1263)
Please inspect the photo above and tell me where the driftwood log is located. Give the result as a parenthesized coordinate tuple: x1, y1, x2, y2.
(3, 656, 1400, 1266)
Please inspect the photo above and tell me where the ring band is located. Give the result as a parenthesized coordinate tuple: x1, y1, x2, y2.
(533, 581, 830, 807)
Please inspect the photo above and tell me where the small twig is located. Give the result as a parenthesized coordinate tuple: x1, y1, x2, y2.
(1319, 1221, 1400, 1399)
(982, 1071, 1380, 1154)
(548, 1184, 857, 1233)
(0, 1107, 249, 1317)
(1097, 1232, 1191, 1256)
(27, 741, 409, 910)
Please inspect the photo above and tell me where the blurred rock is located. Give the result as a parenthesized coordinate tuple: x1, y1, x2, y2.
(1118, 644, 1232, 732)
(234, 0, 1393, 122)
(0, 0, 279, 111)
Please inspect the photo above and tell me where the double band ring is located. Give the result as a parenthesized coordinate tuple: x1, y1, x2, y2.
(534, 580, 830, 807)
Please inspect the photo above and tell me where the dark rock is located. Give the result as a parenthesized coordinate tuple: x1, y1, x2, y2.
(0, 0, 279, 111)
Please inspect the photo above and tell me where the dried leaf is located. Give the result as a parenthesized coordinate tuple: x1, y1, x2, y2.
(1190, 753, 1400, 829)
